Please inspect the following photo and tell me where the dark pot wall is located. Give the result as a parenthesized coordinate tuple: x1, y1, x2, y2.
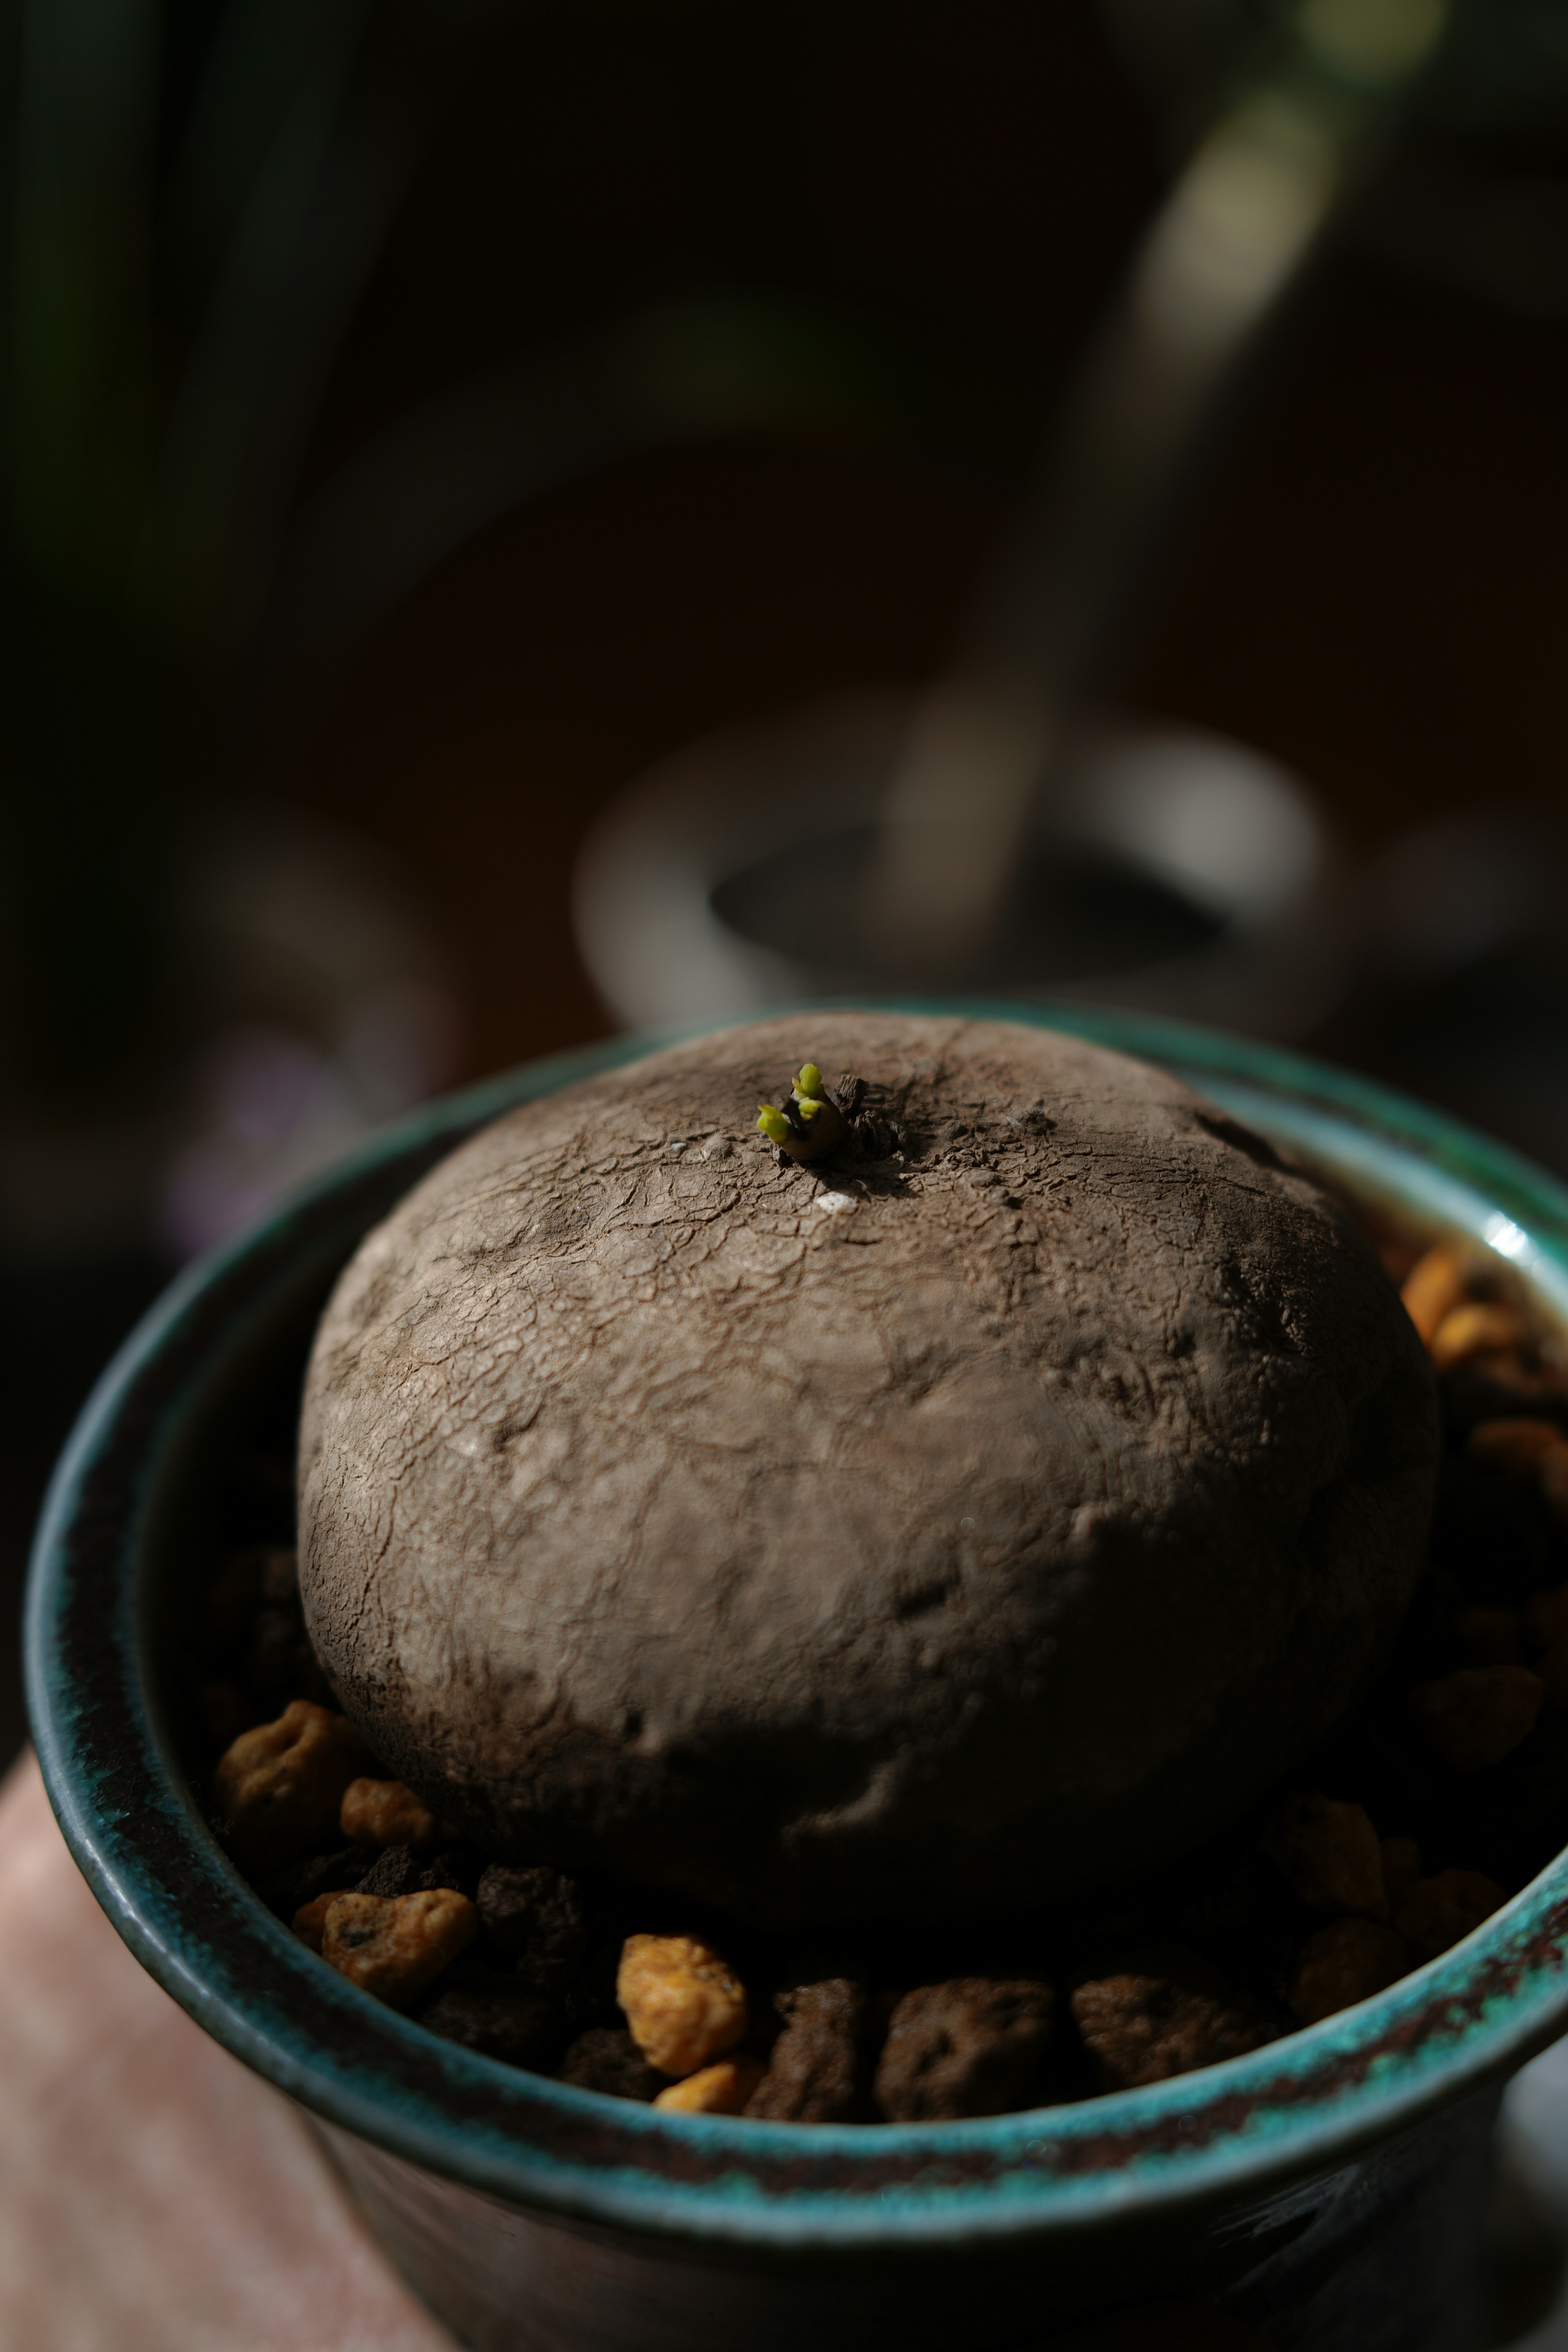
(323, 2086, 1499, 2352)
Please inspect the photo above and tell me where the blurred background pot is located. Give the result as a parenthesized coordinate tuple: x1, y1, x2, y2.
(25, 1003, 1568, 2352)
(572, 692, 1348, 1038)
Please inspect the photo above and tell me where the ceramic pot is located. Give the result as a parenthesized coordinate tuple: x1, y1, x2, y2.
(27, 1003, 1568, 2352)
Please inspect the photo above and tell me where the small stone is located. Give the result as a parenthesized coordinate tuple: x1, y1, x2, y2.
(263, 1844, 370, 1919)
(1070, 1950, 1274, 2091)
(617, 1935, 747, 2076)
(556, 2027, 664, 2102)
(653, 2056, 766, 2114)
(476, 1864, 586, 1994)
(1262, 1794, 1387, 1918)
(357, 1842, 424, 1899)
(874, 1979, 1055, 2120)
(318, 1888, 479, 2008)
(421, 1985, 564, 2069)
(416, 1848, 485, 1897)
(1408, 1667, 1544, 1771)
(215, 1701, 373, 1869)
(1393, 1869, 1506, 1962)
(745, 1977, 866, 2123)
(1431, 1304, 1527, 1370)
(1401, 1245, 1470, 1346)
(1288, 1919, 1409, 2025)
(292, 1892, 338, 1953)
(340, 1777, 438, 1851)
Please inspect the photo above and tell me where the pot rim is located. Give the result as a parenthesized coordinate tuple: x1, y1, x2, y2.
(25, 999, 1568, 2252)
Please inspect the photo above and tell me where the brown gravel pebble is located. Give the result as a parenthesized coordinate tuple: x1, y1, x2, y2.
(291, 1892, 337, 1953)
(1401, 1245, 1469, 1346)
(355, 1843, 425, 1900)
(262, 1843, 370, 1920)
(1288, 1920, 1410, 2026)
(556, 2027, 665, 2102)
(745, 1977, 867, 2123)
(654, 2056, 767, 2114)
(617, 1935, 747, 2076)
(215, 1701, 373, 1869)
(415, 1849, 484, 1898)
(475, 1865, 586, 1994)
(340, 1778, 437, 1852)
(1466, 1420, 1567, 1477)
(875, 1979, 1056, 2119)
(1392, 1869, 1506, 1962)
(1070, 1950, 1275, 2091)
(421, 1984, 564, 2069)
(1407, 1666, 1544, 1771)
(1262, 1795, 1387, 1918)
(319, 1889, 479, 2007)
(1431, 1303, 1527, 1370)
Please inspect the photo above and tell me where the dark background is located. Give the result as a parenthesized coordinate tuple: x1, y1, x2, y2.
(7, 0, 1568, 1762)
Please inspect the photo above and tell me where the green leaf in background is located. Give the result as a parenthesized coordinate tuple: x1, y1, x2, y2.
(0, 0, 481, 1098)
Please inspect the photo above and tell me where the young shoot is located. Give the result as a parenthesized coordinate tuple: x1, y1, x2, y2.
(755, 1062, 848, 1164)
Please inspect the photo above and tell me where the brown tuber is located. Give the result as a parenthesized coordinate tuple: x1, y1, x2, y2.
(298, 1013, 1438, 1924)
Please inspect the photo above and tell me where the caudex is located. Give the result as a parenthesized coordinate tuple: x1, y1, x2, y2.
(756, 1063, 850, 1165)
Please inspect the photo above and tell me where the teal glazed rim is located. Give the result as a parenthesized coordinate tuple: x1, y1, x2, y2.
(25, 1000, 1568, 2251)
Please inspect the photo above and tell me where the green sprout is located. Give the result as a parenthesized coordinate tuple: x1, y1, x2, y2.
(755, 1060, 849, 1164)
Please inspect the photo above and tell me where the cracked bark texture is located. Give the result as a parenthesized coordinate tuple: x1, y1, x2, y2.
(298, 1013, 1438, 1924)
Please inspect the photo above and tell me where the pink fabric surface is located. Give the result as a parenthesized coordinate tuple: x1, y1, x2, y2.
(0, 1750, 454, 2350)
